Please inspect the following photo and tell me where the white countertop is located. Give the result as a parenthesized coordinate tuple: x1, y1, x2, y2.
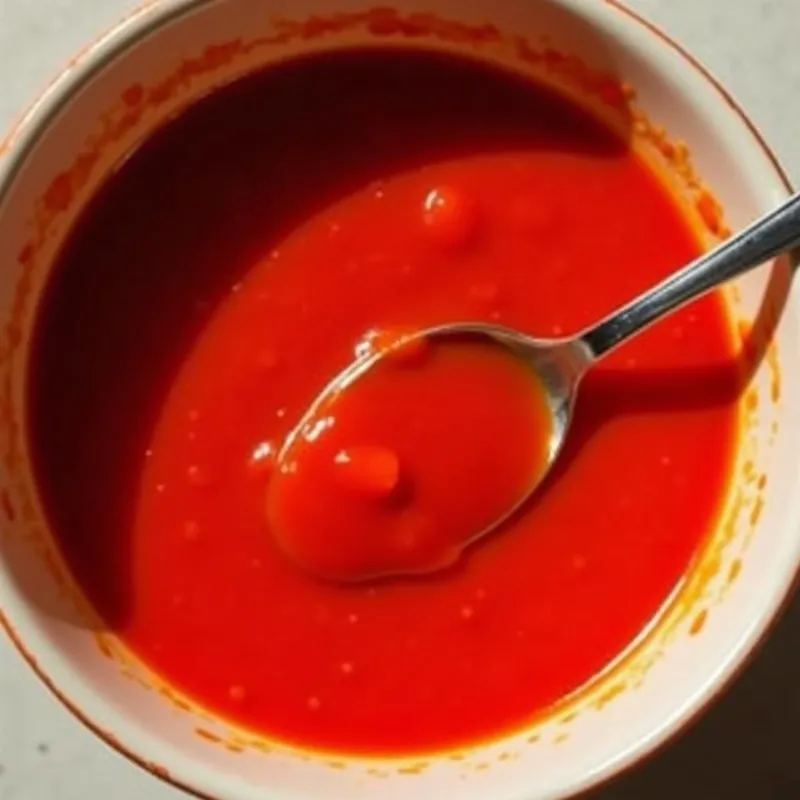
(1, 1, 799, 798)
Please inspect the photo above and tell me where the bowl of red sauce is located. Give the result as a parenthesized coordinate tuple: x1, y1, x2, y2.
(0, 1, 796, 798)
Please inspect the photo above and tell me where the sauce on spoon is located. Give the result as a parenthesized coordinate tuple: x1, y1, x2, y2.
(267, 332, 552, 581)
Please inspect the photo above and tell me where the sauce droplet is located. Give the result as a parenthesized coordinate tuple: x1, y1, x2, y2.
(229, 685, 248, 702)
(187, 464, 212, 487)
(184, 521, 201, 541)
(334, 446, 401, 499)
(422, 186, 479, 250)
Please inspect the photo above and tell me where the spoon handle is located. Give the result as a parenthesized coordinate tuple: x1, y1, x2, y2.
(581, 191, 800, 360)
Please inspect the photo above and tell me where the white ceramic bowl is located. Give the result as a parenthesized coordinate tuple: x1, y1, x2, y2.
(0, 1, 796, 799)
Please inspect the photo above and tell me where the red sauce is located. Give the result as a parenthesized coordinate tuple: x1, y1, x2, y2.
(29, 49, 740, 755)
(268, 335, 552, 581)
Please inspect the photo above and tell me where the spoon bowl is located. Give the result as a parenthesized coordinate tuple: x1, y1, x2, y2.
(276, 322, 593, 564)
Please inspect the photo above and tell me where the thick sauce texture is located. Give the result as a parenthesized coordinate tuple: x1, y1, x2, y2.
(269, 335, 553, 582)
(30, 50, 740, 755)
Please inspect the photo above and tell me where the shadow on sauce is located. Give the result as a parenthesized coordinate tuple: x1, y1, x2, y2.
(23, 48, 785, 641)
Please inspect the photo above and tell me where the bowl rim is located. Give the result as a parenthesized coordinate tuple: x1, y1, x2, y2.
(0, 1, 795, 799)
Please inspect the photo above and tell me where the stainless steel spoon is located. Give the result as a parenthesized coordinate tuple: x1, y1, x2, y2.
(280, 191, 800, 546)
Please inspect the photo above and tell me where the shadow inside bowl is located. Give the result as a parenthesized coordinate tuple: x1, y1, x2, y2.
(11, 46, 634, 632)
(7, 45, 790, 651)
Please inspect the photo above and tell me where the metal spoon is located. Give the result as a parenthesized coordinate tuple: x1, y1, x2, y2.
(280, 192, 800, 546)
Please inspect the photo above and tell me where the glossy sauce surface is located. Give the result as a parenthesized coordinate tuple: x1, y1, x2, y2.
(30, 50, 740, 755)
(269, 334, 553, 582)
